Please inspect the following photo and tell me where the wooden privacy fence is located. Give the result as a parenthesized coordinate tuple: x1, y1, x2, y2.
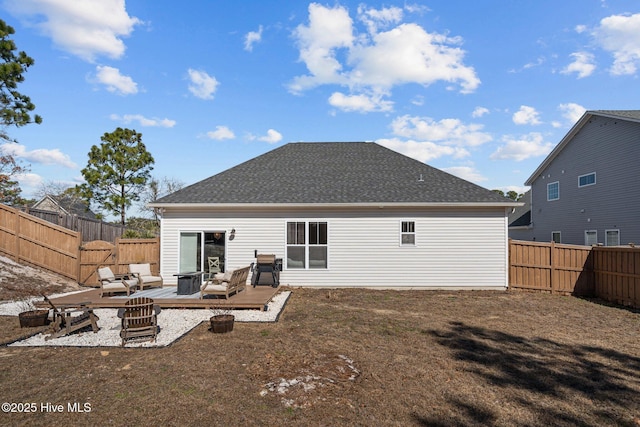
(509, 239, 640, 308)
(509, 240, 594, 296)
(21, 207, 125, 242)
(0, 203, 159, 285)
(592, 246, 640, 308)
(0, 203, 81, 280)
(79, 239, 160, 286)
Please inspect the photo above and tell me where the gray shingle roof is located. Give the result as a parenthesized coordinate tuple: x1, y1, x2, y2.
(591, 110, 640, 121)
(155, 142, 512, 205)
(525, 109, 640, 185)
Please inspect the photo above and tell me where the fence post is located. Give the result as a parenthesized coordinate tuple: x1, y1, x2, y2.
(114, 237, 120, 272)
(75, 231, 83, 284)
(13, 209, 20, 262)
(550, 240, 555, 294)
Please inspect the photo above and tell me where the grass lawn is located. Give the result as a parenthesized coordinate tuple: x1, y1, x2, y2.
(1, 288, 639, 426)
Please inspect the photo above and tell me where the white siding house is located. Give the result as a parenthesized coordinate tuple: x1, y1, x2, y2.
(151, 142, 518, 289)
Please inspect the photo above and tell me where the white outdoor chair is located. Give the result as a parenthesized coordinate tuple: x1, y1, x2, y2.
(129, 263, 163, 290)
(97, 266, 138, 297)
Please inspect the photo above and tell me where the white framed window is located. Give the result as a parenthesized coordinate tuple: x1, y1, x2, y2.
(578, 172, 596, 187)
(286, 221, 328, 269)
(551, 231, 561, 243)
(547, 181, 559, 201)
(585, 230, 598, 246)
(605, 230, 620, 246)
(401, 221, 416, 246)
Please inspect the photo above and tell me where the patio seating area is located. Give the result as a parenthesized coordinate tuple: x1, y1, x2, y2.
(7, 291, 291, 347)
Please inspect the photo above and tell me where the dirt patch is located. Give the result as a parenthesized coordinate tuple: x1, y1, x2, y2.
(0, 269, 638, 425)
(0, 256, 83, 300)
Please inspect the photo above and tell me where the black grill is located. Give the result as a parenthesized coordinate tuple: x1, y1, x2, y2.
(252, 254, 280, 287)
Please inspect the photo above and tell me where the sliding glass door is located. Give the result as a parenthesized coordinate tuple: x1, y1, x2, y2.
(179, 231, 226, 280)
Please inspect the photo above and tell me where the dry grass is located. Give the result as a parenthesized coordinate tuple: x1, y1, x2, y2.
(1, 271, 639, 425)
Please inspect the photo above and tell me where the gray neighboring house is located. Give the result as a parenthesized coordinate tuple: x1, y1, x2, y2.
(151, 142, 519, 289)
(509, 110, 640, 246)
(507, 190, 531, 232)
(32, 195, 97, 219)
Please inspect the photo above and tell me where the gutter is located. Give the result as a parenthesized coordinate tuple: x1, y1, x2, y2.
(148, 201, 524, 210)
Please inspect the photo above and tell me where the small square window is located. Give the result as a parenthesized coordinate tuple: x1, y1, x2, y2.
(551, 232, 561, 243)
(547, 182, 559, 201)
(401, 221, 415, 245)
(585, 230, 597, 246)
(605, 230, 619, 246)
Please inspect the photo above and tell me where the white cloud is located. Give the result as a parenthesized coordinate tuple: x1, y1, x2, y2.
(508, 57, 545, 74)
(187, 69, 219, 100)
(328, 91, 393, 112)
(411, 95, 424, 106)
(289, 3, 354, 92)
(575, 24, 587, 34)
(95, 65, 138, 95)
(357, 5, 403, 34)
(5, 0, 141, 62)
(206, 126, 235, 141)
(594, 13, 640, 75)
(244, 25, 263, 52)
(490, 133, 554, 161)
(512, 106, 542, 125)
(561, 52, 596, 78)
(558, 103, 586, 125)
(1, 144, 77, 168)
(15, 172, 43, 191)
(390, 115, 492, 147)
(441, 166, 487, 183)
(258, 129, 283, 144)
(349, 24, 480, 93)
(404, 4, 431, 14)
(377, 138, 469, 162)
(289, 3, 479, 108)
(472, 107, 489, 118)
(110, 114, 176, 128)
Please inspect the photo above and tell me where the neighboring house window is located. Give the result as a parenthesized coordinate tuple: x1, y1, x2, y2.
(578, 172, 596, 187)
(286, 221, 328, 269)
(401, 221, 416, 245)
(547, 181, 559, 201)
(551, 232, 561, 243)
(585, 230, 598, 246)
(605, 230, 620, 246)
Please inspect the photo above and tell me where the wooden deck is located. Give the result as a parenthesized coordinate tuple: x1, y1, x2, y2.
(36, 284, 281, 311)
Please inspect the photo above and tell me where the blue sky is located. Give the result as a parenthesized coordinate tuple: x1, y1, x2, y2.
(2, 0, 640, 217)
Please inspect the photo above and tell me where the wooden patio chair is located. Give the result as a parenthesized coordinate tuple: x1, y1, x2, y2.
(42, 295, 99, 341)
(118, 297, 160, 346)
(128, 263, 163, 290)
(200, 266, 250, 299)
(97, 266, 138, 297)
